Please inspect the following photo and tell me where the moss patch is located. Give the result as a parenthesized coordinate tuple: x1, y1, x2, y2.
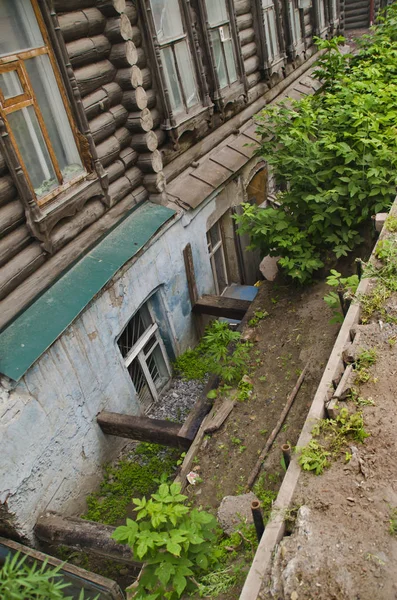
(82, 443, 181, 525)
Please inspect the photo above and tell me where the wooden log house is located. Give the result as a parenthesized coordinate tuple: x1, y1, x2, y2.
(0, 0, 342, 540)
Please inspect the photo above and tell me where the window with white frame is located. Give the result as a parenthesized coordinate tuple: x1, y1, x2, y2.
(204, 0, 238, 90)
(0, 0, 85, 206)
(148, 0, 200, 117)
(118, 303, 171, 409)
(261, 0, 281, 64)
(317, 0, 326, 30)
(207, 221, 228, 295)
(288, 0, 303, 46)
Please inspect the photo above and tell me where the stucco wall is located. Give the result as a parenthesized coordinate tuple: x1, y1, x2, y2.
(0, 164, 256, 539)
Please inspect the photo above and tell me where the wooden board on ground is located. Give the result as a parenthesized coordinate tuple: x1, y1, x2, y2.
(193, 294, 251, 319)
(203, 398, 236, 433)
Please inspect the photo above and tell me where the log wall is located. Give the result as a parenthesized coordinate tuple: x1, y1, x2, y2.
(0, 0, 335, 328)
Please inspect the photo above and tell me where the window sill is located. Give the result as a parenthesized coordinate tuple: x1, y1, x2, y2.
(161, 104, 214, 143)
(216, 81, 246, 109)
(32, 175, 107, 251)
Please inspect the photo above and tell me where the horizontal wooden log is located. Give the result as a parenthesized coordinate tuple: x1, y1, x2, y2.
(83, 82, 123, 119)
(75, 60, 117, 97)
(109, 40, 138, 67)
(126, 108, 153, 132)
(0, 242, 45, 301)
(235, 0, 252, 15)
(54, 0, 94, 11)
(237, 12, 253, 30)
(242, 41, 257, 61)
(131, 130, 158, 152)
(130, 26, 142, 48)
(154, 127, 166, 148)
(105, 14, 133, 43)
(97, 0, 126, 16)
(115, 65, 143, 90)
(143, 172, 166, 194)
(178, 376, 219, 442)
(135, 46, 147, 69)
(141, 67, 152, 90)
(108, 175, 133, 206)
(114, 126, 132, 148)
(119, 146, 138, 168)
(51, 199, 106, 254)
(137, 150, 162, 174)
(239, 26, 255, 46)
(66, 35, 111, 68)
(0, 175, 17, 207)
(58, 9, 105, 43)
(0, 199, 25, 237)
(97, 411, 191, 449)
(0, 225, 31, 268)
(146, 88, 157, 110)
(193, 295, 251, 319)
(124, 0, 138, 26)
(89, 111, 117, 144)
(122, 87, 148, 111)
(247, 71, 261, 89)
(150, 107, 162, 129)
(106, 159, 125, 183)
(125, 166, 144, 188)
(109, 104, 129, 127)
(35, 514, 141, 567)
(244, 54, 260, 76)
(96, 134, 121, 167)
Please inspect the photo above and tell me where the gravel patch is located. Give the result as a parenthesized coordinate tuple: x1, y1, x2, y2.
(148, 377, 206, 422)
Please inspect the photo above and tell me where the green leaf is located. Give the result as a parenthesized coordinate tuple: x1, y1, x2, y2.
(173, 572, 188, 596)
(155, 561, 176, 586)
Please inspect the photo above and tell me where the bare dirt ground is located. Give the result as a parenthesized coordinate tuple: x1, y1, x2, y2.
(261, 289, 397, 600)
(186, 279, 340, 513)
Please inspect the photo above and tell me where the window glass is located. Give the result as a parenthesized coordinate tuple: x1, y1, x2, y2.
(174, 41, 198, 108)
(205, 0, 228, 26)
(0, 69, 23, 99)
(8, 105, 58, 198)
(160, 46, 183, 113)
(0, 0, 43, 57)
(210, 31, 228, 89)
(25, 55, 83, 183)
(223, 38, 237, 83)
(150, 0, 184, 43)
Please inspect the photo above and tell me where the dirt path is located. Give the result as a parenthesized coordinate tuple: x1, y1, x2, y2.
(187, 278, 340, 515)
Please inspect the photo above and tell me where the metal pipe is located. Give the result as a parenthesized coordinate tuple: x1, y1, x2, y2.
(251, 500, 265, 542)
(282, 443, 291, 469)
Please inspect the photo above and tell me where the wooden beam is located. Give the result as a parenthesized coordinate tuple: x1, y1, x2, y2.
(193, 294, 251, 320)
(177, 375, 219, 442)
(183, 243, 199, 307)
(97, 411, 191, 449)
(34, 514, 140, 568)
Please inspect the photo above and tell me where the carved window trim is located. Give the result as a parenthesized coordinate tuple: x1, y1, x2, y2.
(142, 0, 213, 137)
(254, 0, 287, 74)
(197, 0, 248, 111)
(284, 0, 306, 58)
(313, 0, 330, 35)
(0, 0, 109, 253)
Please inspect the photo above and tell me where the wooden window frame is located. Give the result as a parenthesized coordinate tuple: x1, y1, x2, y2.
(0, 0, 90, 207)
(207, 221, 229, 295)
(253, 0, 287, 74)
(314, 0, 329, 36)
(198, 0, 247, 110)
(117, 302, 172, 409)
(0, 0, 109, 252)
(284, 0, 306, 58)
(142, 0, 213, 138)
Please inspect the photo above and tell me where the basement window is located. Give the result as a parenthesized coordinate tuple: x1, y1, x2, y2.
(117, 303, 171, 409)
(0, 0, 86, 206)
(207, 221, 229, 295)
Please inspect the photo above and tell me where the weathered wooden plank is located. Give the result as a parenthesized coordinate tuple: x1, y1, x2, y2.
(178, 375, 219, 441)
(0, 243, 45, 301)
(183, 243, 198, 307)
(97, 411, 191, 449)
(0, 225, 31, 268)
(75, 60, 116, 97)
(58, 9, 105, 43)
(193, 295, 251, 319)
(66, 35, 111, 68)
(34, 514, 141, 567)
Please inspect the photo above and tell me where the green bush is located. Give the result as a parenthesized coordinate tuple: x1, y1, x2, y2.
(235, 16, 397, 283)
